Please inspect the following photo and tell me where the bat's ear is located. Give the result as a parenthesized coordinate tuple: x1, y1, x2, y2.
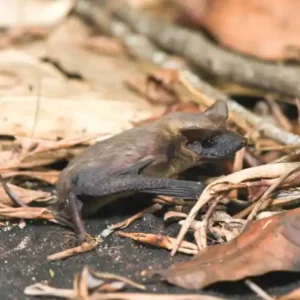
(204, 100, 228, 123)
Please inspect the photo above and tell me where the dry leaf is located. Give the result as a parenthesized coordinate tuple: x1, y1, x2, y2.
(13, 134, 101, 156)
(81, 36, 125, 56)
(0, 0, 74, 28)
(117, 231, 198, 255)
(77, 266, 89, 300)
(3, 170, 60, 185)
(91, 270, 146, 291)
(0, 18, 163, 139)
(174, 0, 300, 60)
(0, 27, 48, 49)
(150, 207, 300, 289)
(47, 241, 100, 261)
(24, 283, 75, 299)
(0, 206, 53, 220)
(0, 133, 105, 171)
(0, 182, 51, 206)
(24, 282, 226, 300)
(0, 95, 158, 140)
(172, 162, 300, 256)
(126, 68, 181, 106)
(132, 101, 200, 126)
(126, 0, 163, 8)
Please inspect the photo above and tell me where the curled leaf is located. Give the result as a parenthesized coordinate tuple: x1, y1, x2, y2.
(117, 231, 198, 255)
(149, 207, 300, 289)
(0, 206, 54, 220)
(0, 182, 51, 206)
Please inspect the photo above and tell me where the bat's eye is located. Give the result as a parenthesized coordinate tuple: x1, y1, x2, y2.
(201, 134, 222, 147)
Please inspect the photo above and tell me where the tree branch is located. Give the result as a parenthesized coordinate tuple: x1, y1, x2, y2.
(75, 0, 300, 145)
(111, 2, 300, 99)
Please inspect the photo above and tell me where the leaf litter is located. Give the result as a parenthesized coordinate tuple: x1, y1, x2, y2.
(2, 0, 300, 300)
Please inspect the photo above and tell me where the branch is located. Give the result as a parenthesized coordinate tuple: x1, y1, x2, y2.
(111, 2, 300, 99)
(75, 1, 300, 145)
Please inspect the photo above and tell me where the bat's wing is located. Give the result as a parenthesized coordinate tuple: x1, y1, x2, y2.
(71, 158, 204, 200)
(74, 172, 203, 200)
(117, 158, 154, 176)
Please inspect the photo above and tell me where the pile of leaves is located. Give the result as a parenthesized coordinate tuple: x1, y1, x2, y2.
(2, 0, 300, 300)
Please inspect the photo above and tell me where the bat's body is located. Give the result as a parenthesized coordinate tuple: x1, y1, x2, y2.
(2, 101, 247, 243)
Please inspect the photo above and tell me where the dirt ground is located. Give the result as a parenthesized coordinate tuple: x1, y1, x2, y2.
(1, 201, 300, 300)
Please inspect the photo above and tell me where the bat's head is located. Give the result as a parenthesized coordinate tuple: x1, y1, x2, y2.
(162, 100, 247, 160)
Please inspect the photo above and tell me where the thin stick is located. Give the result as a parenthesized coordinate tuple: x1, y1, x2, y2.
(100, 203, 162, 238)
(171, 162, 300, 255)
(91, 271, 146, 290)
(244, 165, 300, 227)
(244, 279, 274, 300)
(47, 241, 99, 261)
(266, 96, 292, 132)
(31, 75, 42, 138)
(195, 194, 223, 249)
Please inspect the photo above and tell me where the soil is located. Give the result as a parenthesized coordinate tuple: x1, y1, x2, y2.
(1, 200, 300, 300)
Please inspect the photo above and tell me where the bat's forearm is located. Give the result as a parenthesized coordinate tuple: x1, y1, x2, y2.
(74, 175, 204, 200)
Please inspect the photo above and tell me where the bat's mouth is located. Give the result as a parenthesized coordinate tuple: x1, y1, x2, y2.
(182, 129, 248, 159)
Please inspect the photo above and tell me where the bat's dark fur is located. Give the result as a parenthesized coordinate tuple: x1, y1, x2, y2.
(1, 101, 247, 243)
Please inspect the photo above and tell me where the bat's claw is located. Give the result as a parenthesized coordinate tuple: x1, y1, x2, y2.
(62, 231, 78, 247)
(63, 231, 92, 247)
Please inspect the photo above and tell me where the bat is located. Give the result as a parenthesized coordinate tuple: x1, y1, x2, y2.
(2, 100, 247, 243)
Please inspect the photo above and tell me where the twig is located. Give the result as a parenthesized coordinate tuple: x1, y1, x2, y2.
(24, 282, 225, 300)
(47, 240, 99, 261)
(77, 266, 89, 300)
(91, 270, 146, 290)
(30, 75, 42, 138)
(75, 1, 300, 145)
(170, 162, 300, 255)
(100, 203, 162, 238)
(243, 165, 300, 227)
(196, 194, 223, 249)
(234, 187, 300, 219)
(111, 3, 300, 99)
(117, 231, 198, 255)
(266, 96, 292, 132)
(273, 148, 300, 163)
(244, 279, 274, 300)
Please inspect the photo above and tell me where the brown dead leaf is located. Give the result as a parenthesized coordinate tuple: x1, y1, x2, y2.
(0, 206, 53, 220)
(0, 18, 163, 139)
(117, 231, 198, 255)
(126, 0, 163, 8)
(126, 68, 181, 106)
(0, 182, 51, 206)
(173, 0, 300, 60)
(1, 147, 84, 171)
(81, 36, 126, 56)
(149, 207, 300, 289)
(24, 282, 226, 300)
(132, 101, 200, 126)
(91, 270, 146, 291)
(0, 0, 74, 28)
(0, 27, 48, 49)
(0, 133, 103, 171)
(47, 240, 100, 261)
(96, 282, 125, 293)
(13, 133, 102, 157)
(3, 170, 60, 185)
(78, 266, 89, 300)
